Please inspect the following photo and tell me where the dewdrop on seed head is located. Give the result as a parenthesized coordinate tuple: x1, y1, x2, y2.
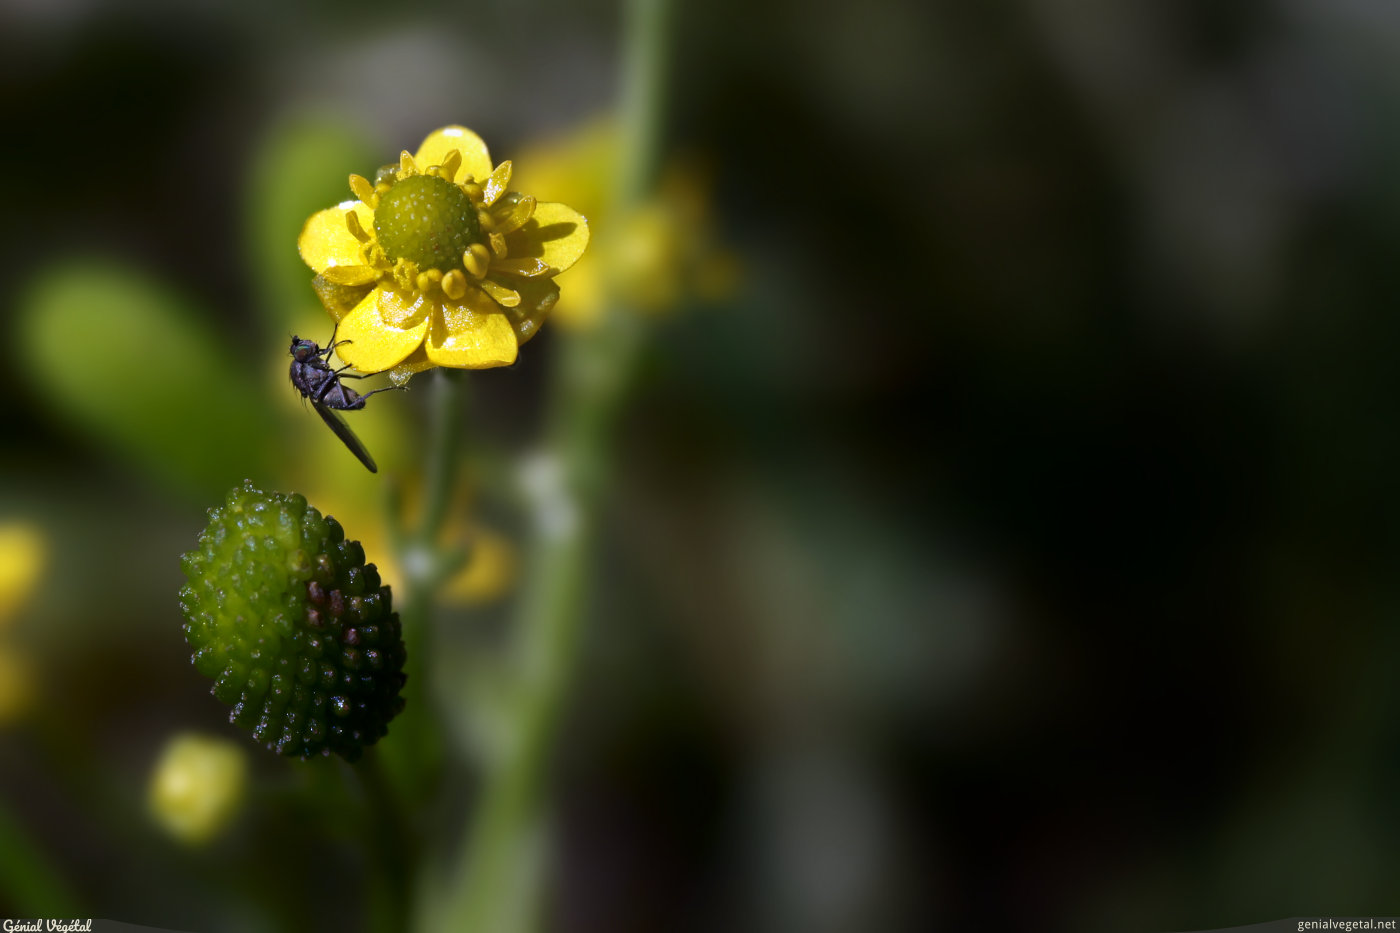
(178, 481, 407, 761)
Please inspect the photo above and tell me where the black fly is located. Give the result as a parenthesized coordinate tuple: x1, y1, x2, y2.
(289, 329, 401, 473)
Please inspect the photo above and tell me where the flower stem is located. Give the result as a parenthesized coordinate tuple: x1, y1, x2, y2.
(383, 369, 464, 814)
(356, 749, 411, 933)
(616, 0, 670, 206)
(421, 367, 465, 543)
(428, 0, 670, 928)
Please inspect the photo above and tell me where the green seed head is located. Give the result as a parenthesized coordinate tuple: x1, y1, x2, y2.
(178, 482, 407, 761)
(373, 174, 480, 272)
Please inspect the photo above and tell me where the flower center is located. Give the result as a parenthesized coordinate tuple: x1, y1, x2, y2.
(373, 174, 481, 273)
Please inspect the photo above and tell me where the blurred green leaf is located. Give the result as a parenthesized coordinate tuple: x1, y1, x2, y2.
(17, 260, 272, 494)
(245, 114, 378, 330)
(0, 798, 80, 914)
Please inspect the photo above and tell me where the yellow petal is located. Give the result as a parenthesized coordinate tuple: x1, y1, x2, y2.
(502, 276, 560, 346)
(377, 286, 433, 328)
(504, 202, 590, 274)
(319, 264, 380, 286)
(491, 257, 551, 277)
(482, 161, 513, 206)
(336, 288, 431, 373)
(415, 126, 492, 183)
(426, 290, 518, 368)
(312, 276, 374, 322)
(299, 201, 374, 274)
(548, 260, 604, 331)
(388, 348, 435, 385)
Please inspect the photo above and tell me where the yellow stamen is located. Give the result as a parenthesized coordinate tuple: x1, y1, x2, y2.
(480, 279, 521, 308)
(391, 258, 420, 292)
(482, 161, 512, 206)
(349, 174, 377, 208)
(365, 242, 391, 270)
(415, 268, 444, 293)
(345, 210, 370, 243)
(399, 151, 417, 176)
(494, 195, 536, 235)
(463, 244, 491, 279)
(489, 233, 508, 258)
(440, 150, 462, 181)
(477, 209, 495, 232)
(441, 269, 468, 300)
(462, 182, 484, 203)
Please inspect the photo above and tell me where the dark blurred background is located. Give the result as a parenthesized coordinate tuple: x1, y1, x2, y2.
(5, 0, 1400, 931)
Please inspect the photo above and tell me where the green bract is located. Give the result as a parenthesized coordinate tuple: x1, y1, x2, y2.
(178, 482, 406, 761)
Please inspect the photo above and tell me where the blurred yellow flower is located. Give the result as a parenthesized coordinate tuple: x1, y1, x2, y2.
(441, 525, 517, 606)
(0, 523, 46, 726)
(0, 644, 35, 724)
(512, 118, 737, 329)
(299, 126, 590, 381)
(148, 733, 248, 845)
(0, 523, 45, 628)
(305, 480, 517, 610)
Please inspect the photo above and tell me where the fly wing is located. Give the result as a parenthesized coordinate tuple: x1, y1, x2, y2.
(313, 403, 378, 473)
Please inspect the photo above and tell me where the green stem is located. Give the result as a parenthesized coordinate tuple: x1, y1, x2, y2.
(428, 0, 670, 929)
(420, 368, 465, 543)
(615, 0, 670, 207)
(357, 750, 411, 933)
(381, 368, 464, 829)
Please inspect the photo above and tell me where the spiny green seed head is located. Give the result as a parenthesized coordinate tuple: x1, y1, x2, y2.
(178, 481, 406, 761)
(374, 173, 481, 272)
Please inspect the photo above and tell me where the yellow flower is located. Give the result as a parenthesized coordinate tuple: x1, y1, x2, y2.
(0, 522, 45, 629)
(440, 524, 517, 606)
(148, 733, 249, 845)
(301, 476, 517, 610)
(0, 643, 34, 725)
(512, 118, 736, 329)
(298, 126, 590, 380)
(0, 522, 46, 726)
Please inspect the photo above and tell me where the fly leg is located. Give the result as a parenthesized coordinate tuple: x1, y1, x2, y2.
(321, 324, 356, 360)
(358, 385, 407, 401)
(313, 372, 358, 410)
(327, 364, 408, 400)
